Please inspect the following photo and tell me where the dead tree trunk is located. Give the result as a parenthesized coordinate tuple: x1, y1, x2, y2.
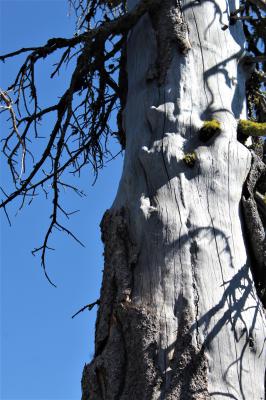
(82, 0, 266, 398)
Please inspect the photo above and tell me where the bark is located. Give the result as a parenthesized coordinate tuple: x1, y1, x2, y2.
(82, 0, 266, 398)
(242, 153, 266, 303)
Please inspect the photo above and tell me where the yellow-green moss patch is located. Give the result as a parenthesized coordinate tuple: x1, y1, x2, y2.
(238, 120, 266, 137)
(199, 119, 221, 143)
(183, 152, 197, 168)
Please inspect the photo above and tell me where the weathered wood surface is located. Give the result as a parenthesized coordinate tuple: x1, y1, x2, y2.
(83, 0, 266, 398)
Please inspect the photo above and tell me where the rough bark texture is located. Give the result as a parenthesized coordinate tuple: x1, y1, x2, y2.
(148, 0, 191, 84)
(83, 0, 266, 398)
(242, 153, 266, 303)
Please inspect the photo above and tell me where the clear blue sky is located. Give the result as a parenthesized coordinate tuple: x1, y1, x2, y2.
(0, 1, 123, 399)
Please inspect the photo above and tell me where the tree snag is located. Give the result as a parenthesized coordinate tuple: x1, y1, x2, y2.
(82, 0, 266, 397)
(1, 0, 266, 398)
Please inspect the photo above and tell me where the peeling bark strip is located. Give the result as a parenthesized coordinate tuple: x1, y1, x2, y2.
(82, 209, 161, 399)
(242, 152, 266, 302)
(148, 0, 191, 84)
(95, 209, 138, 354)
(81, 208, 163, 400)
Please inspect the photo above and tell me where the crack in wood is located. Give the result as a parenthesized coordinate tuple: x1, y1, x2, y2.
(189, 237, 201, 350)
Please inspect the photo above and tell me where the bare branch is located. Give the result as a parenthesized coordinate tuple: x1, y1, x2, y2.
(0, 0, 163, 280)
(0, 88, 26, 178)
(71, 299, 100, 318)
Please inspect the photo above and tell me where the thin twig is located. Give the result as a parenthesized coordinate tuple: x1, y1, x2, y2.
(0, 88, 26, 178)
